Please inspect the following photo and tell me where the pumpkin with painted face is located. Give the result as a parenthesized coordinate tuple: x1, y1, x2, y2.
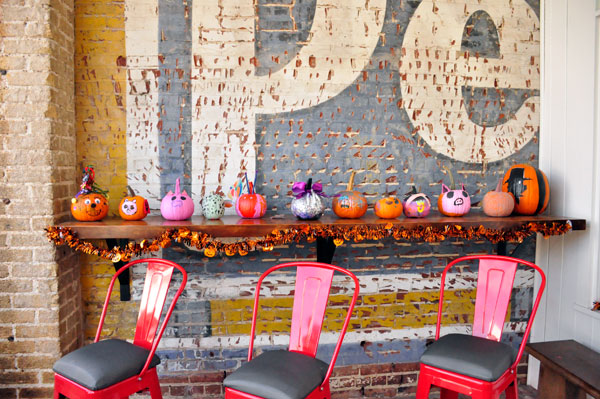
(438, 168, 471, 217)
(332, 171, 368, 219)
(160, 178, 195, 220)
(119, 186, 150, 221)
(403, 186, 431, 218)
(374, 196, 403, 219)
(71, 193, 109, 221)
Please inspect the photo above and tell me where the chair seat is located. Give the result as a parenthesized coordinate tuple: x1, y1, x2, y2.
(53, 339, 161, 391)
(223, 350, 329, 399)
(420, 333, 517, 382)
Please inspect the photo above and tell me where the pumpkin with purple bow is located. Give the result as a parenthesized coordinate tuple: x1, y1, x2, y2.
(291, 178, 326, 220)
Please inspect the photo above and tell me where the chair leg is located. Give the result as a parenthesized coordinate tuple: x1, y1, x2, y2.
(504, 380, 518, 399)
(470, 391, 499, 399)
(53, 389, 60, 399)
(147, 370, 163, 399)
(416, 371, 433, 399)
(440, 387, 459, 399)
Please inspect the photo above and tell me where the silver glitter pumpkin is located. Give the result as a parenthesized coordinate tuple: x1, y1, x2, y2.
(291, 179, 326, 220)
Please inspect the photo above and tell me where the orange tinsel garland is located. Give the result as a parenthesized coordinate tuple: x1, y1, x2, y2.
(45, 221, 572, 263)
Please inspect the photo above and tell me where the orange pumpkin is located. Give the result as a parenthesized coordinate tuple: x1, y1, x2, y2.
(374, 196, 403, 219)
(119, 186, 150, 221)
(502, 164, 549, 215)
(332, 171, 367, 219)
(482, 179, 515, 217)
(71, 193, 109, 221)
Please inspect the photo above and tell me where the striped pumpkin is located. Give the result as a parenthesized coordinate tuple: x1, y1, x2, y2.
(502, 164, 549, 215)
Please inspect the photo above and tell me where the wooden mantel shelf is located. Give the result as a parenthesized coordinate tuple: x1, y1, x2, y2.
(58, 211, 586, 240)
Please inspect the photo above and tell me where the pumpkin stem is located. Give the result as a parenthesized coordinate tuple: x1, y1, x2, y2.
(347, 171, 356, 191)
(307, 178, 312, 191)
(175, 178, 181, 195)
(442, 166, 455, 190)
(494, 178, 503, 192)
(127, 185, 136, 197)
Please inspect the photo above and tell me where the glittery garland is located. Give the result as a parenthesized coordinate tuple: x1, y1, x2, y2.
(45, 221, 572, 263)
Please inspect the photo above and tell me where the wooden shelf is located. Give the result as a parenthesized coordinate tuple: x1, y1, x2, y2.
(58, 211, 586, 240)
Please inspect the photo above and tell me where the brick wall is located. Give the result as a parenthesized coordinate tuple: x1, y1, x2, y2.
(0, 0, 82, 397)
(0, 0, 542, 397)
(71, 0, 541, 397)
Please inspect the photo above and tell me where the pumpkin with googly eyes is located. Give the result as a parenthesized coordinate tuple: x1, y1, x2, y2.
(71, 193, 109, 221)
(160, 178, 195, 220)
(119, 186, 150, 221)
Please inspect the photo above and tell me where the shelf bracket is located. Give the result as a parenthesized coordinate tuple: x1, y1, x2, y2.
(105, 238, 131, 301)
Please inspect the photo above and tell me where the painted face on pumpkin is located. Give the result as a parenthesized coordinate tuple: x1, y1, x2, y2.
(166, 191, 191, 209)
(443, 190, 469, 206)
(81, 197, 105, 217)
(337, 195, 351, 208)
(120, 198, 138, 216)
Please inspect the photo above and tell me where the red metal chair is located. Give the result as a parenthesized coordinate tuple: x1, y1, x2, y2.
(223, 261, 360, 399)
(416, 255, 546, 399)
(53, 258, 187, 399)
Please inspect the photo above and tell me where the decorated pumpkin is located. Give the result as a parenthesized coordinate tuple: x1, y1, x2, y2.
(119, 186, 150, 221)
(71, 193, 109, 221)
(160, 178, 194, 220)
(374, 196, 403, 219)
(236, 193, 267, 218)
(403, 186, 431, 218)
(502, 164, 549, 215)
(202, 193, 228, 220)
(291, 178, 326, 220)
(70, 166, 110, 222)
(482, 179, 515, 217)
(332, 171, 367, 219)
(438, 168, 471, 217)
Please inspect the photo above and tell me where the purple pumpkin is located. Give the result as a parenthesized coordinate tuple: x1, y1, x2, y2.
(403, 187, 431, 218)
(160, 178, 195, 220)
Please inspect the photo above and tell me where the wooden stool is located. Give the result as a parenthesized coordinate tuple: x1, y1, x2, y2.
(526, 340, 600, 399)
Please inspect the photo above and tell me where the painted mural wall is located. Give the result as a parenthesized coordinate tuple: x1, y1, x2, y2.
(75, 0, 540, 395)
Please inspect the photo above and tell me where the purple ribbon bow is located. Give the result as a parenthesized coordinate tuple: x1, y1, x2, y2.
(292, 181, 326, 199)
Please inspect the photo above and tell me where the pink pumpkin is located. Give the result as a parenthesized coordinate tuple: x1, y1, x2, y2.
(438, 183, 471, 217)
(403, 187, 431, 218)
(160, 178, 195, 220)
(236, 193, 267, 218)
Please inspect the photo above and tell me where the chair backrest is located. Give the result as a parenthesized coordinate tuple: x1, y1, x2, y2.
(289, 266, 334, 356)
(436, 255, 545, 367)
(248, 262, 360, 384)
(95, 258, 187, 375)
(472, 257, 519, 341)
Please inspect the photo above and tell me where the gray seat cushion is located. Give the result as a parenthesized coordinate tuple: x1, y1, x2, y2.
(420, 333, 516, 382)
(53, 339, 161, 391)
(223, 350, 329, 399)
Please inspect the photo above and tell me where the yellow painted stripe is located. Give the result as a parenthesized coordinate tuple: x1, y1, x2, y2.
(75, 0, 127, 214)
(209, 290, 506, 336)
(76, 0, 130, 341)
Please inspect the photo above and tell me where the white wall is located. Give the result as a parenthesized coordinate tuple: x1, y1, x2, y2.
(529, 0, 600, 387)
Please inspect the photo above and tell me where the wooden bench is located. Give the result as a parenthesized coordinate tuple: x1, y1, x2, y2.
(526, 340, 600, 399)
